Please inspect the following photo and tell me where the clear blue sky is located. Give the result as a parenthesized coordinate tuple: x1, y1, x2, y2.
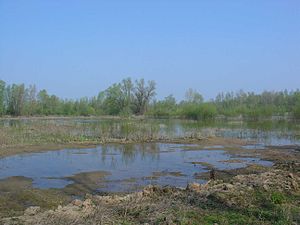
(0, 0, 299, 100)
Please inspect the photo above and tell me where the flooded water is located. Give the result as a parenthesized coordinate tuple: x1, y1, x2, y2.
(1, 117, 299, 146)
(0, 118, 298, 193)
(0, 143, 272, 192)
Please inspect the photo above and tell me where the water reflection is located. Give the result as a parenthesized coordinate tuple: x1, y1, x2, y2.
(0, 143, 272, 192)
(0, 118, 299, 145)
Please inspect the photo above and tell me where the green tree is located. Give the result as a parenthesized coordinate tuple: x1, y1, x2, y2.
(61, 100, 75, 115)
(120, 77, 134, 115)
(293, 93, 300, 119)
(148, 95, 177, 117)
(0, 80, 5, 115)
(37, 89, 50, 115)
(37, 90, 61, 115)
(103, 84, 124, 115)
(5, 84, 25, 116)
(24, 85, 37, 115)
(75, 97, 95, 116)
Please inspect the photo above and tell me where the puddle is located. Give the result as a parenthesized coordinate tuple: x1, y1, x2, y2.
(0, 143, 272, 192)
(242, 144, 266, 150)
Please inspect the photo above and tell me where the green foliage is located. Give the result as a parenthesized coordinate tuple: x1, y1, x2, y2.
(147, 95, 177, 118)
(214, 90, 300, 119)
(0, 80, 5, 115)
(98, 78, 156, 116)
(0, 79, 299, 119)
(293, 94, 300, 119)
(203, 212, 252, 225)
(5, 84, 25, 116)
(271, 192, 286, 205)
(180, 103, 217, 120)
(102, 84, 124, 115)
(293, 104, 300, 119)
(245, 105, 274, 120)
(244, 190, 292, 224)
(37, 90, 62, 115)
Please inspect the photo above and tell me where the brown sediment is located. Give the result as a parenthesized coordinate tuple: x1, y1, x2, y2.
(0, 171, 112, 218)
(194, 164, 271, 182)
(63, 171, 111, 196)
(218, 159, 246, 163)
(1, 163, 299, 225)
(0, 176, 70, 218)
(0, 136, 251, 158)
(223, 145, 300, 164)
(188, 161, 215, 170)
(152, 171, 187, 177)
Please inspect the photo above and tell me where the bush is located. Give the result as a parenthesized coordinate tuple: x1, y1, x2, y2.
(293, 103, 300, 119)
(180, 103, 217, 120)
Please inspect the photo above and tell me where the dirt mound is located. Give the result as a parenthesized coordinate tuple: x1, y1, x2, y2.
(2, 168, 299, 225)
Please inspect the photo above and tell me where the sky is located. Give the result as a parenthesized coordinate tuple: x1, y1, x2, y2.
(0, 0, 299, 101)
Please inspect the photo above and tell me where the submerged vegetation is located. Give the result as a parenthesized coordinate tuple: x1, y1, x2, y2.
(1, 117, 299, 152)
(0, 78, 300, 120)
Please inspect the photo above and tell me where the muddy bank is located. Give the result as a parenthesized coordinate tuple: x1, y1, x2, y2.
(2, 162, 299, 225)
(0, 177, 70, 218)
(0, 136, 249, 158)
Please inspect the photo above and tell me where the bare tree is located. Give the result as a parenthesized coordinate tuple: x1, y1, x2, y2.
(133, 79, 156, 115)
(185, 88, 203, 104)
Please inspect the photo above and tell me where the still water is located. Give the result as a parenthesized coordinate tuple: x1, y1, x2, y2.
(1, 118, 299, 145)
(0, 143, 272, 192)
(0, 118, 298, 192)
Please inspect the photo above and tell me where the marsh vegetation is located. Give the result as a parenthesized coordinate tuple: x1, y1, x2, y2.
(0, 117, 299, 152)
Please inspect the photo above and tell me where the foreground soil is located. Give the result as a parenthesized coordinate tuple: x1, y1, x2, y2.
(1, 161, 299, 225)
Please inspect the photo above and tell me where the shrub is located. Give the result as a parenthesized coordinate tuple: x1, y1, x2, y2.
(180, 103, 217, 120)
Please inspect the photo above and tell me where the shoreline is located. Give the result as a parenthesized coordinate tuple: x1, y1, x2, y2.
(0, 136, 252, 158)
(1, 160, 299, 224)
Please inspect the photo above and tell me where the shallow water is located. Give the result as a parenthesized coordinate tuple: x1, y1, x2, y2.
(1, 118, 299, 145)
(0, 118, 297, 193)
(0, 143, 272, 192)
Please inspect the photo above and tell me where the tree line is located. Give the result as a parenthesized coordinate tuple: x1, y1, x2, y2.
(0, 79, 299, 119)
(0, 78, 155, 117)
